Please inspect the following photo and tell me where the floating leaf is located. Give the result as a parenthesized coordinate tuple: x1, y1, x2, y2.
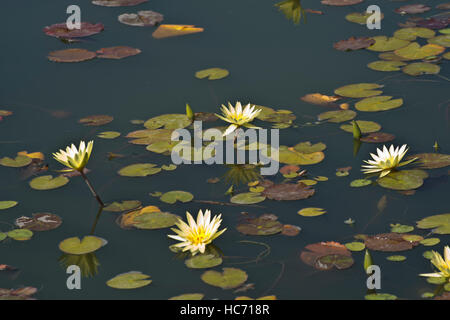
(0, 233, 6, 241)
(402, 62, 440, 76)
(132, 211, 180, 230)
(409, 153, 450, 169)
(298, 179, 317, 186)
(201, 268, 248, 289)
(118, 10, 163, 27)
(301, 241, 354, 270)
(340, 120, 381, 134)
(378, 170, 426, 190)
(364, 233, 420, 252)
(281, 224, 301, 236)
(48, 48, 97, 63)
(237, 214, 283, 236)
(279, 165, 300, 175)
(169, 293, 204, 300)
(29, 175, 69, 190)
(0, 201, 18, 210)
(420, 238, 440, 246)
(334, 83, 383, 98)
(43, 22, 104, 38)
(300, 93, 340, 107)
(350, 179, 372, 187)
(367, 60, 407, 71)
(152, 24, 204, 39)
(321, 0, 363, 6)
(345, 242, 365, 251)
(79, 114, 113, 126)
(59, 236, 106, 255)
(390, 223, 414, 233)
(417, 213, 450, 234)
(345, 12, 384, 25)
(126, 129, 173, 145)
(104, 200, 142, 212)
(160, 191, 193, 204)
(96, 46, 141, 59)
(0, 110, 13, 116)
(15, 213, 62, 231)
(144, 114, 191, 130)
(277, 146, 325, 165)
(334, 37, 375, 51)
(395, 4, 431, 15)
(195, 68, 229, 80)
(416, 18, 449, 30)
(185, 254, 223, 269)
(394, 27, 435, 41)
(92, 0, 148, 7)
(318, 110, 356, 123)
(394, 42, 445, 60)
(263, 183, 315, 201)
(106, 271, 152, 289)
(0, 155, 32, 168)
(161, 164, 177, 171)
(355, 96, 403, 112)
(7, 229, 33, 241)
(402, 234, 423, 242)
(118, 163, 161, 177)
(230, 192, 266, 204)
(360, 132, 395, 143)
(97, 131, 121, 139)
(298, 207, 326, 217)
(365, 293, 397, 300)
(366, 36, 410, 52)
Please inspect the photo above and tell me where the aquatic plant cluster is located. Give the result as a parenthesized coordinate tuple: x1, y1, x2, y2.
(0, 0, 449, 300)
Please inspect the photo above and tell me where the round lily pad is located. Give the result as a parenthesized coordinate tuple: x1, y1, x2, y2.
(367, 60, 407, 71)
(318, 110, 356, 123)
(293, 141, 327, 153)
(144, 114, 191, 130)
(298, 207, 326, 217)
(378, 170, 425, 190)
(0, 201, 18, 210)
(104, 200, 142, 212)
(355, 96, 403, 112)
(79, 114, 113, 126)
(340, 120, 381, 134)
(118, 10, 164, 27)
(366, 36, 410, 52)
(92, 0, 148, 7)
(59, 236, 106, 255)
(345, 242, 366, 251)
(420, 238, 440, 246)
(390, 223, 414, 233)
(394, 27, 435, 41)
(7, 229, 33, 241)
(350, 179, 372, 187)
(97, 46, 141, 59)
(132, 211, 180, 229)
(300, 241, 354, 271)
(428, 34, 450, 47)
(402, 62, 440, 76)
(169, 293, 204, 300)
(29, 175, 69, 190)
(387, 255, 406, 262)
(160, 191, 193, 204)
(417, 213, 450, 234)
(97, 131, 121, 139)
(410, 153, 450, 169)
(195, 68, 229, 80)
(364, 233, 420, 252)
(237, 215, 283, 236)
(15, 213, 62, 231)
(277, 147, 325, 165)
(161, 164, 177, 171)
(48, 48, 97, 63)
(106, 271, 152, 289)
(360, 132, 395, 143)
(118, 163, 161, 177)
(263, 183, 315, 200)
(394, 42, 445, 60)
(230, 192, 266, 204)
(345, 12, 384, 25)
(185, 254, 223, 269)
(334, 83, 383, 98)
(0, 232, 6, 241)
(201, 268, 248, 289)
(365, 293, 397, 300)
(0, 155, 32, 168)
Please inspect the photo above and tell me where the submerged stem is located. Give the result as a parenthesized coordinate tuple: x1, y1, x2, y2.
(80, 171, 104, 207)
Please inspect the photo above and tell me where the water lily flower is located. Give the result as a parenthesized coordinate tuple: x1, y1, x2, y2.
(215, 102, 262, 136)
(53, 140, 93, 172)
(168, 209, 227, 255)
(361, 144, 417, 178)
(420, 246, 450, 279)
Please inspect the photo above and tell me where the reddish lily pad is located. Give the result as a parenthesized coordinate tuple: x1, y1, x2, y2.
(364, 233, 421, 252)
(79, 114, 113, 126)
(118, 10, 164, 27)
(92, 0, 148, 7)
(300, 93, 341, 107)
(279, 165, 300, 175)
(281, 224, 301, 236)
(416, 18, 449, 29)
(15, 213, 62, 231)
(333, 37, 375, 51)
(408, 153, 450, 169)
(395, 4, 431, 15)
(360, 132, 396, 143)
(96, 46, 141, 59)
(43, 22, 104, 38)
(237, 214, 283, 236)
(300, 241, 354, 270)
(263, 183, 314, 201)
(321, 0, 363, 6)
(48, 49, 97, 63)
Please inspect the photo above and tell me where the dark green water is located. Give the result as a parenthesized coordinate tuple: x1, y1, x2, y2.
(0, 0, 449, 299)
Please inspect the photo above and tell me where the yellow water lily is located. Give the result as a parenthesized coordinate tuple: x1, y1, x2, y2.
(168, 209, 227, 255)
(361, 144, 417, 178)
(420, 246, 450, 279)
(53, 140, 93, 172)
(215, 102, 262, 136)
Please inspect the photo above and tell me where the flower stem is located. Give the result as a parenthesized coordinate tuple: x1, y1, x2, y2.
(80, 171, 104, 207)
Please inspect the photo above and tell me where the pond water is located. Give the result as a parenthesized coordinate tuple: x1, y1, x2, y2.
(0, 0, 449, 300)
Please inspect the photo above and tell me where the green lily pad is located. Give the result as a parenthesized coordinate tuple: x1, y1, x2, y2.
(366, 36, 410, 52)
(345, 12, 384, 25)
(378, 51, 411, 61)
(126, 129, 173, 145)
(185, 254, 223, 269)
(367, 60, 407, 71)
(340, 120, 381, 134)
(161, 164, 177, 171)
(318, 110, 357, 123)
(59, 236, 106, 255)
(394, 42, 445, 60)
(97, 131, 121, 139)
(144, 114, 191, 130)
(0, 201, 18, 210)
(7, 229, 33, 241)
(0, 232, 7, 241)
(195, 68, 229, 80)
(104, 200, 142, 212)
(298, 207, 326, 217)
(29, 175, 69, 190)
(378, 170, 426, 190)
(160, 190, 194, 204)
(394, 27, 435, 41)
(106, 271, 152, 289)
(420, 238, 440, 246)
(132, 211, 180, 229)
(335, 83, 383, 98)
(0, 155, 32, 168)
(293, 141, 327, 153)
(423, 251, 434, 259)
(390, 223, 414, 233)
(428, 34, 450, 47)
(169, 293, 204, 300)
(350, 179, 372, 187)
(444, 52, 450, 60)
(387, 255, 407, 262)
(345, 242, 366, 251)
(201, 268, 248, 289)
(237, 214, 283, 236)
(356, 96, 403, 112)
(230, 192, 266, 204)
(365, 293, 397, 300)
(317, 254, 354, 270)
(417, 213, 450, 234)
(402, 62, 440, 76)
(146, 141, 179, 154)
(118, 163, 161, 177)
(277, 146, 325, 165)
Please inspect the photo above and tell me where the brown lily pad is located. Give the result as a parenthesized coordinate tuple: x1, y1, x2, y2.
(395, 4, 431, 15)
(0, 287, 37, 300)
(43, 22, 104, 38)
(300, 93, 341, 108)
(281, 224, 301, 236)
(262, 183, 315, 201)
(300, 241, 354, 271)
(279, 165, 300, 175)
(79, 114, 113, 126)
(408, 153, 450, 169)
(194, 112, 218, 122)
(360, 132, 396, 143)
(96, 46, 141, 59)
(15, 213, 62, 231)
(436, 3, 450, 10)
(92, 0, 148, 7)
(364, 233, 420, 252)
(48, 48, 96, 63)
(118, 10, 163, 27)
(236, 214, 283, 236)
(321, 0, 363, 6)
(334, 37, 376, 51)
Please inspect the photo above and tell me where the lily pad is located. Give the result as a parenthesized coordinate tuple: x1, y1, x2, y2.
(387, 255, 407, 262)
(195, 68, 229, 80)
(7, 229, 33, 241)
(15, 213, 62, 231)
(59, 236, 106, 255)
(0, 155, 32, 168)
(300, 241, 354, 271)
(29, 175, 69, 190)
(318, 110, 356, 123)
(345, 242, 365, 251)
(345, 12, 384, 25)
(364, 233, 420, 252)
(365, 293, 397, 300)
(237, 214, 283, 236)
(402, 62, 440, 76)
(48, 49, 97, 63)
(0, 233, 6, 241)
(160, 191, 193, 204)
(300, 93, 341, 107)
(390, 223, 414, 233)
(277, 146, 325, 165)
(263, 183, 315, 200)
(118, 163, 161, 177)
(43, 22, 104, 38)
(230, 192, 266, 204)
(118, 10, 163, 27)
(79, 114, 113, 126)
(98, 131, 121, 139)
(201, 268, 248, 289)
(333, 37, 375, 51)
(409, 153, 450, 169)
(104, 200, 142, 212)
(321, 0, 363, 6)
(298, 207, 326, 217)
(126, 129, 173, 145)
(334, 83, 383, 98)
(169, 293, 204, 300)
(419, 238, 440, 246)
(394, 27, 435, 41)
(366, 36, 410, 52)
(0, 201, 18, 210)
(378, 170, 426, 190)
(92, 0, 148, 7)
(185, 254, 223, 269)
(395, 4, 431, 15)
(96, 46, 141, 59)
(417, 213, 450, 234)
(144, 114, 191, 130)
(355, 96, 403, 112)
(281, 224, 301, 236)
(360, 132, 395, 143)
(340, 120, 381, 134)
(152, 24, 204, 39)
(132, 211, 181, 230)
(394, 42, 445, 60)
(106, 271, 152, 289)
(367, 60, 407, 71)
(350, 179, 372, 187)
